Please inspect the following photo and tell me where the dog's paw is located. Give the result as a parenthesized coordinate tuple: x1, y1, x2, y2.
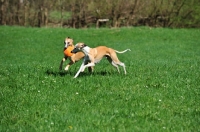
(81, 67, 86, 72)
(64, 67, 69, 71)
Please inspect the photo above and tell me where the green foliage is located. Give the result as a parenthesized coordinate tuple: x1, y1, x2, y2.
(1, 0, 200, 27)
(0, 26, 200, 131)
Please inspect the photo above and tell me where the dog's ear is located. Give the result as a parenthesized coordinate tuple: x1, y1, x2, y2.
(67, 37, 70, 38)
(83, 43, 87, 47)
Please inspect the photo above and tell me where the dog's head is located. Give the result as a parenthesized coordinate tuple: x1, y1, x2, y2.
(71, 43, 87, 53)
(64, 37, 73, 49)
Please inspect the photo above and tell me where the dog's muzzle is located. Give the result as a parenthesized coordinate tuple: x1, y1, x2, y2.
(71, 48, 79, 53)
(64, 41, 70, 48)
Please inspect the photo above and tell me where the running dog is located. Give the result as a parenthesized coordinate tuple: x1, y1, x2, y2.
(59, 37, 93, 72)
(71, 43, 131, 78)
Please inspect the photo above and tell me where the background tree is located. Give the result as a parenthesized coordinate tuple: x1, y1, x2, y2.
(0, 0, 199, 28)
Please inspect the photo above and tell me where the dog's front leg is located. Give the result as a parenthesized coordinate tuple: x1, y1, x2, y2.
(65, 61, 74, 71)
(81, 63, 95, 72)
(81, 61, 90, 72)
(59, 57, 67, 70)
(74, 62, 85, 78)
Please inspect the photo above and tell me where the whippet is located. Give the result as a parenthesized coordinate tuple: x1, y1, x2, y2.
(71, 43, 131, 78)
(59, 37, 93, 72)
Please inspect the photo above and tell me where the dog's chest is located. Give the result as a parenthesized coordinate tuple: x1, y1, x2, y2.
(84, 55, 90, 60)
(84, 55, 102, 64)
(82, 47, 90, 55)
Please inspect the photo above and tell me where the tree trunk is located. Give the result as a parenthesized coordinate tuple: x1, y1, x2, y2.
(44, 7, 48, 27)
(0, 0, 4, 24)
(24, 3, 28, 26)
(38, 7, 42, 27)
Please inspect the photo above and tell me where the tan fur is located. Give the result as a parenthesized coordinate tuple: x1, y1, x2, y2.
(73, 43, 130, 78)
(59, 38, 93, 72)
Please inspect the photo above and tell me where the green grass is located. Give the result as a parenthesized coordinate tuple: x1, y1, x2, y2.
(0, 26, 200, 131)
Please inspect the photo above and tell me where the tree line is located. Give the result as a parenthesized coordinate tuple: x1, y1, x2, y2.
(0, 0, 200, 28)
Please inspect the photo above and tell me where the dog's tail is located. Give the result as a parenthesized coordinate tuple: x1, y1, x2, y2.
(115, 49, 131, 54)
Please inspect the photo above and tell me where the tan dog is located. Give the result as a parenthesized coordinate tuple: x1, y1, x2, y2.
(59, 37, 93, 72)
(71, 43, 131, 78)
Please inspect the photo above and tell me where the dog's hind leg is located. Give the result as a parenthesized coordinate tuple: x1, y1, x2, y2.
(118, 62, 127, 74)
(105, 55, 120, 73)
(112, 61, 120, 73)
(109, 52, 127, 74)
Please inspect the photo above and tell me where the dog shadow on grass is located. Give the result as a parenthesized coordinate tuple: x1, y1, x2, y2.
(45, 69, 73, 77)
(45, 69, 112, 77)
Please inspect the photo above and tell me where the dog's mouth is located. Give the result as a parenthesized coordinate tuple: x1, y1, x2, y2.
(71, 48, 79, 53)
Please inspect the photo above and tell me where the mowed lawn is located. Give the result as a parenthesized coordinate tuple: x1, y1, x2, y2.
(0, 26, 200, 131)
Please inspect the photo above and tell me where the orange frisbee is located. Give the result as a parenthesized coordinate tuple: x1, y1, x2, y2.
(64, 45, 74, 57)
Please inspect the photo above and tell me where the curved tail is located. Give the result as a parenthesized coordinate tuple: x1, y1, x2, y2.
(115, 49, 131, 54)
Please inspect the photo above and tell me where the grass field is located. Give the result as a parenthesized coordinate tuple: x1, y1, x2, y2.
(0, 26, 200, 131)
